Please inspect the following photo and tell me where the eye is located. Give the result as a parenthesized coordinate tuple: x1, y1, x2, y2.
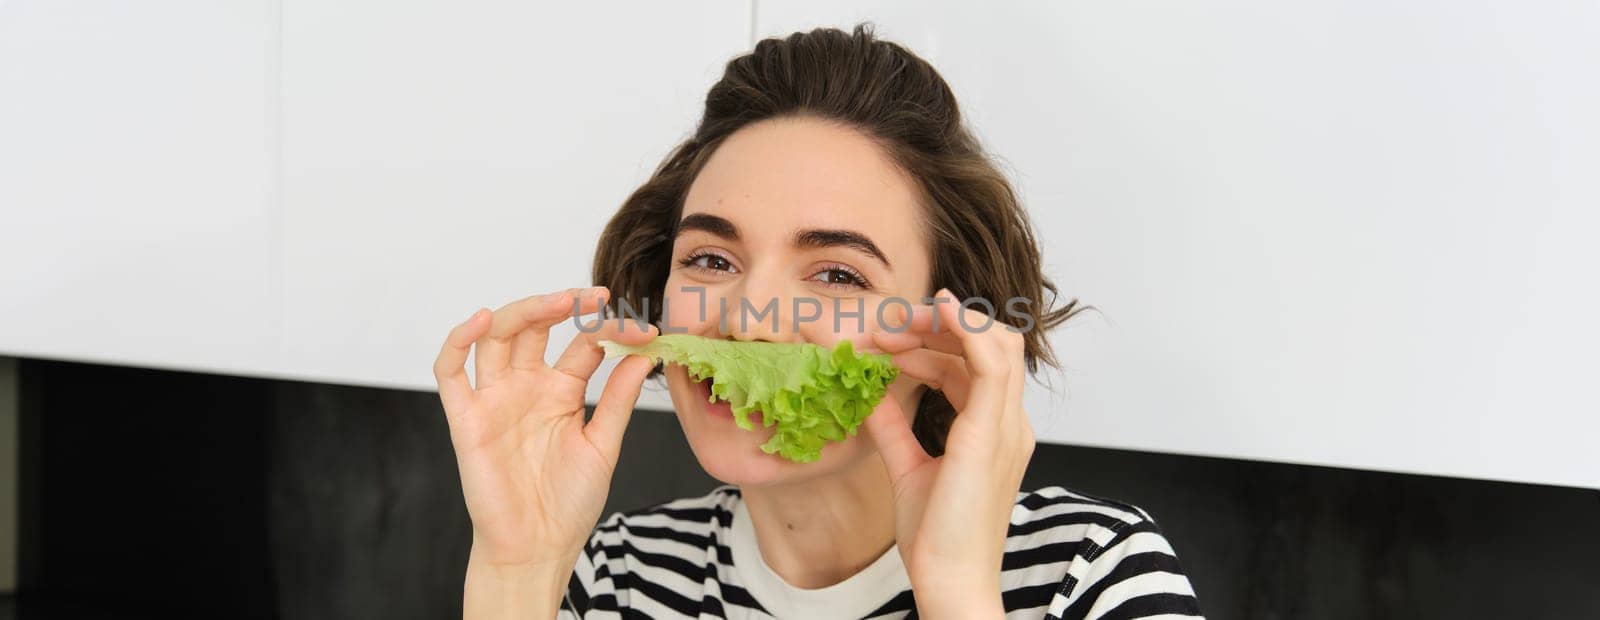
(810, 264, 872, 290)
(679, 250, 738, 274)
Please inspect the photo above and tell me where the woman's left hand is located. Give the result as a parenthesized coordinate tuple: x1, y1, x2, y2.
(865, 288, 1036, 619)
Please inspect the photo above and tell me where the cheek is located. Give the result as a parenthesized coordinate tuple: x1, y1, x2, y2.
(796, 295, 899, 352)
(659, 277, 719, 332)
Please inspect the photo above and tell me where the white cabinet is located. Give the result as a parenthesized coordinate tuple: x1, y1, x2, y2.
(0, 1, 279, 376)
(276, 1, 751, 390)
(758, 1, 1600, 488)
(4, 0, 1595, 489)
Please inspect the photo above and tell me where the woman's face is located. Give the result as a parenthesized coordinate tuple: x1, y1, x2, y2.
(660, 116, 933, 487)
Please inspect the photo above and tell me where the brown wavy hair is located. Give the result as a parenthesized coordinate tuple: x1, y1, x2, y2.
(592, 23, 1089, 456)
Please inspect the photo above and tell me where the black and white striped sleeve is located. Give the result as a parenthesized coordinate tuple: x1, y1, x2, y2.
(1045, 507, 1203, 619)
(557, 513, 624, 619)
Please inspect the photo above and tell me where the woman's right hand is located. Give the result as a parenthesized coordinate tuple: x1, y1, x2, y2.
(433, 286, 658, 574)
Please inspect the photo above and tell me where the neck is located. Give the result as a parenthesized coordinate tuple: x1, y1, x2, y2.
(740, 452, 897, 589)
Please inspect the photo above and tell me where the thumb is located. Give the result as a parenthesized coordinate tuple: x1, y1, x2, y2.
(584, 355, 654, 463)
(863, 394, 933, 481)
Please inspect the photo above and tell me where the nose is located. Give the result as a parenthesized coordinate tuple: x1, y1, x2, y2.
(718, 273, 803, 344)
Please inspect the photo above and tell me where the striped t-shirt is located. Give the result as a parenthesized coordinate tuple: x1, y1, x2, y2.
(558, 484, 1204, 619)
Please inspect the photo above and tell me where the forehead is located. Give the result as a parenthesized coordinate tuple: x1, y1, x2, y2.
(682, 117, 925, 246)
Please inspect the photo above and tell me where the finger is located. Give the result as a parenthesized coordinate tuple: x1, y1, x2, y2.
(584, 354, 655, 463)
(508, 287, 611, 372)
(877, 290, 1014, 442)
(1003, 331, 1027, 434)
(875, 345, 972, 410)
(929, 288, 1010, 381)
(928, 289, 1011, 437)
(863, 395, 934, 482)
(552, 317, 659, 381)
(983, 316, 1028, 440)
(474, 288, 602, 388)
(475, 289, 571, 386)
(868, 328, 932, 354)
(434, 307, 489, 416)
(874, 305, 968, 357)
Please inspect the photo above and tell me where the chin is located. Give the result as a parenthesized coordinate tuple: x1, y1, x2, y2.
(663, 365, 876, 489)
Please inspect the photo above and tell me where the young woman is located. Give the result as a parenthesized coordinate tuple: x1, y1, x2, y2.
(434, 25, 1204, 619)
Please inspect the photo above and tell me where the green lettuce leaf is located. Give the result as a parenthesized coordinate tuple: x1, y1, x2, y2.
(597, 334, 899, 463)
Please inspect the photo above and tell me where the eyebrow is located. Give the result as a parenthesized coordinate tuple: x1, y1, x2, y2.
(795, 228, 891, 268)
(674, 212, 892, 269)
(675, 213, 739, 240)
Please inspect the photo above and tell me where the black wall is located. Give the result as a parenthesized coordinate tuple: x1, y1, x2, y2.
(14, 358, 1600, 619)
(16, 360, 278, 618)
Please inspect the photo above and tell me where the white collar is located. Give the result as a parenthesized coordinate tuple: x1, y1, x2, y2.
(728, 493, 911, 618)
